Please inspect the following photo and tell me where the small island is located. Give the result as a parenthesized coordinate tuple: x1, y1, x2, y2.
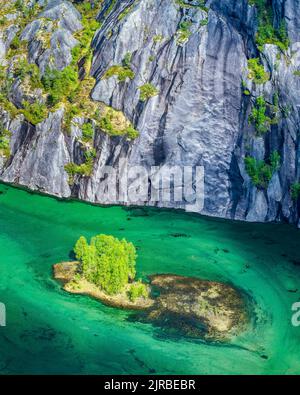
(54, 234, 249, 341)
(54, 234, 153, 310)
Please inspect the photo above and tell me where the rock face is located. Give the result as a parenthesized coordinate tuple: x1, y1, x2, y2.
(1, 109, 71, 196)
(0, 0, 300, 226)
(20, 0, 81, 73)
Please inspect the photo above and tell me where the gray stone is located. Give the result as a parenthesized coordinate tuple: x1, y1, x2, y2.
(39, 0, 82, 33)
(1, 109, 71, 197)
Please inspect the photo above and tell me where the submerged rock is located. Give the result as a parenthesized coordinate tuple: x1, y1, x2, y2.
(53, 263, 248, 341)
(140, 274, 248, 341)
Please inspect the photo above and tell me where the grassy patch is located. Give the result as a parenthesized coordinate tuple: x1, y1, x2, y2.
(21, 100, 48, 125)
(139, 83, 159, 102)
(65, 148, 96, 184)
(103, 65, 135, 82)
(81, 122, 94, 143)
(99, 107, 139, 140)
(247, 58, 269, 84)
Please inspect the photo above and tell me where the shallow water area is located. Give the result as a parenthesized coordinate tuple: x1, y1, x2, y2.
(0, 183, 299, 374)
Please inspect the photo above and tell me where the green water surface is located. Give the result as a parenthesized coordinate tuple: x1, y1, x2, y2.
(0, 183, 299, 375)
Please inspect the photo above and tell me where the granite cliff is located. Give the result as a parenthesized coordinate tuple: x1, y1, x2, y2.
(0, 0, 300, 226)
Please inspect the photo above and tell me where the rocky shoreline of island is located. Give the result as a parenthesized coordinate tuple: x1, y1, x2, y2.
(53, 261, 154, 310)
(54, 260, 249, 341)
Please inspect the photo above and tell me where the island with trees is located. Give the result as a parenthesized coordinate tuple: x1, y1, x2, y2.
(54, 234, 152, 309)
(54, 234, 249, 341)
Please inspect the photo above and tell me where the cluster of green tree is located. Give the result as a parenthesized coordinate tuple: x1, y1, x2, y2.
(72, 1, 101, 64)
(22, 100, 48, 125)
(14, 58, 42, 89)
(74, 234, 148, 297)
(244, 151, 281, 189)
(41, 66, 79, 106)
(82, 123, 94, 142)
(102, 52, 135, 83)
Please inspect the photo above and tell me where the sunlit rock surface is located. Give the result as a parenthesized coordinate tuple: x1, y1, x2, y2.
(0, 0, 299, 226)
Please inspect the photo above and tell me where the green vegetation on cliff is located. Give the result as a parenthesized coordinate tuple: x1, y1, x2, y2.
(175, 1, 208, 13)
(176, 21, 192, 45)
(249, 0, 289, 52)
(41, 66, 79, 106)
(249, 96, 272, 134)
(14, 58, 43, 90)
(139, 83, 159, 102)
(99, 107, 139, 139)
(248, 93, 281, 135)
(103, 65, 135, 82)
(247, 58, 269, 85)
(22, 100, 48, 125)
(65, 148, 96, 183)
(0, 0, 140, 173)
(0, 0, 138, 143)
(0, 122, 11, 158)
(291, 183, 300, 201)
(244, 151, 281, 189)
(82, 123, 94, 143)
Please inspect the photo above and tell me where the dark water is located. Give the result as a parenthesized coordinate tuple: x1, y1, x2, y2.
(0, 183, 299, 374)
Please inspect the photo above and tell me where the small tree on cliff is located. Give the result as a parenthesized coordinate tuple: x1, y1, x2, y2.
(74, 234, 137, 295)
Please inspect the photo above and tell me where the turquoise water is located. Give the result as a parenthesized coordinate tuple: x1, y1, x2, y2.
(0, 183, 299, 374)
